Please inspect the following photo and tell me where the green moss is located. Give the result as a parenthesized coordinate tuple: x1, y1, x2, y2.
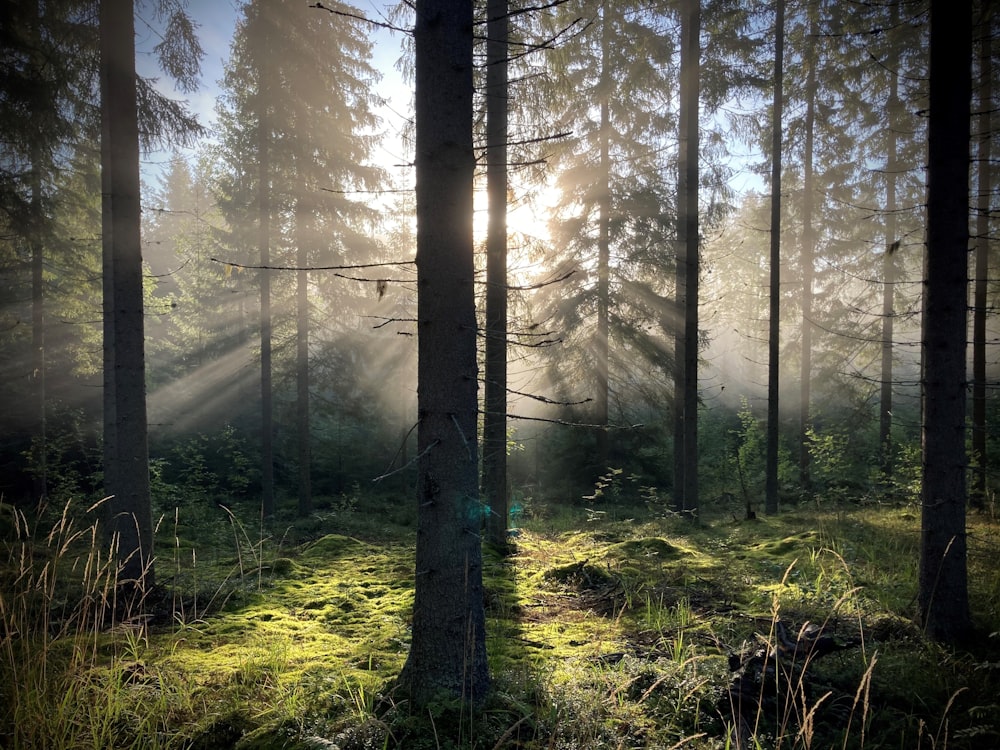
(606, 536, 685, 560)
(751, 530, 820, 556)
(300, 533, 369, 560)
(543, 560, 614, 588)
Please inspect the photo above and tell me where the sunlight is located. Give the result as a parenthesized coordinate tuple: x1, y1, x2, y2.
(473, 177, 559, 286)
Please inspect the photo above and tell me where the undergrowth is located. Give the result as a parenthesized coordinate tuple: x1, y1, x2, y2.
(1, 495, 999, 749)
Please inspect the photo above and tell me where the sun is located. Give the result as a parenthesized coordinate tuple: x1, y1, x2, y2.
(473, 177, 560, 285)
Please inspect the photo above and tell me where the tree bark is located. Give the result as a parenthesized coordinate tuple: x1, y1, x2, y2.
(972, 16, 992, 510)
(483, 0, 509, 548)
(799, 14, 816, 492)
(399, 0, 489, 705)
(256, 13, 275, 517)
(880, 0, 901, 482)
(918, 0, 972, 645)
(679, 0, 700, 515)
(296, 198, 312, 517)
(595, 7, 612, 473)
(101, 0, 154, 595)
(29, 0, 46, 502)
(765, 0, 785, 516)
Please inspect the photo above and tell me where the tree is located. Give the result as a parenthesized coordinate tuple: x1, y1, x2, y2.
(918, 0, 972, 645)
(879, 0, 902, 481)
(101, 0, 153, 594)
(765, 0, 785, 516)
(397, 0, 489, 704)
(101, 0, 202, 595)
(971, 7, 994, 509)
(534, 1, 676, 482)
(483, 0, 510, 548)
(0, 0, 104, 501)
(675, 0, 700, 515)
(797, 13, 817, 491)
(215, 0, 383, 516)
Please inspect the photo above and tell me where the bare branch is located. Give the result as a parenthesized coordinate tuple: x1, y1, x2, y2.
(503, 385, 592, 406)
(210, 257, 414, 272)
(309, 2, 411, 34)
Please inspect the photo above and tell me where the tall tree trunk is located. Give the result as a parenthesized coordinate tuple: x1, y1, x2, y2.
(483, 0, 509, 548)
(296, 200, 312, 517)
(257, 25, 275, 517)
(880, 0, 901, 482)
(919, 0, 972, 645)
(101, 7, 116, 544)
(595, 7, 612, 473)
(972, 17, 992, 510)
(680, 0, 700, 515)
(765, 0, 785, 516)
(399, 0, 489, 705)
(29, 0, 46, 502)
(30, 137, 46, 503)
(101, 0, 154, 595)
(799, 15, 816, 492)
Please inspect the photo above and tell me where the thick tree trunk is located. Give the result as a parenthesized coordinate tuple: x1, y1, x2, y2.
(101, 0, 154, 595)
(399, 0, 489, 705)
(919, 0, 971, 645)
(765, 0, 784, 516)
(483, 0, 509, 548)
(972, 21, 991, 509)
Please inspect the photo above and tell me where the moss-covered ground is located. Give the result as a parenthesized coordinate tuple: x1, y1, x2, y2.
(3, 496, 1000, 748)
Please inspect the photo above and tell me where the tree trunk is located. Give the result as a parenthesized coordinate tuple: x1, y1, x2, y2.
(30, 135, 46, 503)
(28, 0, 46, 502)
(483, 0, 509, 548)
(919, 0, 972, 645)
(296, 199, 312, 517)
(765, 0, 784, 517)
(595, 7, 611, 473)
(101, 0, 154, 596)
(880, 0, 901, 481)
(680, 0, 700, 515)
(972, 17, 992, 510)
(399, 0, 489, 705)
(799, 15, 816, 492)
(257, 19, 275, 517)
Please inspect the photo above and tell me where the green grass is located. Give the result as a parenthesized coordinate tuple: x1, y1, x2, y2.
(2, 496, 999, 748)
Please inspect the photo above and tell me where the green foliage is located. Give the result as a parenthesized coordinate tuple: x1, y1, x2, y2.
(726, 398, 797, 509)
(154, 425, 255, 507)
(805, 425, 853, 501)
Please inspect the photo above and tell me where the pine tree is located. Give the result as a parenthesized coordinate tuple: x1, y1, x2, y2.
(533, 1, 676, 480)
(214, 0, 383, 515)
(398, 0, 490, 705)
(918, 0, 972, 645)
(765, 0, 784, 516)
(483, 0, 510, 548)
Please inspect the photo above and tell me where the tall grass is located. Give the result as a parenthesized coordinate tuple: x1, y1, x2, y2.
(0, 499, 184, 750)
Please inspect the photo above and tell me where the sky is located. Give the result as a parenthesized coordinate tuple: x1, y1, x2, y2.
(138, 1, 413, 186)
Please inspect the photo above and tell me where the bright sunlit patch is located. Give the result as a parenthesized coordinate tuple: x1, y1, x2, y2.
(473, 176, 561, 287)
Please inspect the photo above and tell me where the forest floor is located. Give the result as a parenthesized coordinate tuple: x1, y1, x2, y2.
(3, 494, 1000, 749)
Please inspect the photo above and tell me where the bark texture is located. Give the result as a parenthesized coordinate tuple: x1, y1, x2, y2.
(919, 0, 972, 645)
(400, 0, 489, 705)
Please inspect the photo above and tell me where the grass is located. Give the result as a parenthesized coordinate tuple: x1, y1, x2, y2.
(2, 495, 999, 748)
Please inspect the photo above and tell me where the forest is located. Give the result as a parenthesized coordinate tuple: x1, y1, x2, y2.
(1, 0, 999, 747)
